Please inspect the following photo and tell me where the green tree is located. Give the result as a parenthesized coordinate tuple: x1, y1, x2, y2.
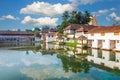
(69, 11, 77, 24)
(58, 11, 70, 33)
(58, 10, 91, 33)
(82, 11, 91, 24)
(62, 11, 69, 21)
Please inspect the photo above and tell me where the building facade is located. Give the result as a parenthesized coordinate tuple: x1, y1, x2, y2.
(0, 31, 35, 43)
(40, 29, 58, 42)
(88, 26, 120, 51)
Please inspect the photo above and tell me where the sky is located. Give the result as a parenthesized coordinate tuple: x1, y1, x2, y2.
(0, 0, 120, 30)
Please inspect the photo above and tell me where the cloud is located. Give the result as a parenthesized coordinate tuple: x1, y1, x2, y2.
(20, 66, 94, 80)
(0, 62, 18, 67)
(109, 12, 117, 18)
(69, 0, 101, 5)
(92, 9, 108, 16)
(110, 8, 116, 11)
(106, 17, 110, 22)
(80, 0, 98, 4)
(20, 1, 75, 16)
(109, 12, 120, 22)
(21, 16, 58, 27)
(92, 8, 116, 16)
(0, 15, 19, 20)
(98, 9, 108, 14)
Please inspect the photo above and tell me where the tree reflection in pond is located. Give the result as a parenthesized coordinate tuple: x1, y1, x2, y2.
(3, 43, 120, 79)
(57, 54, 90, 73)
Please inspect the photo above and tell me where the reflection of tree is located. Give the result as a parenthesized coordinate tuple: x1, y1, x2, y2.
(34, 45, 41, 52)
(41, 50, 56, 56)
(26, 50, 29, 55)
(110, 51, 116, 61)
(57, 54, 90, 73)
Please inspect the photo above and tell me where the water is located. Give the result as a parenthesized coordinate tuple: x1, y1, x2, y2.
(0, 43, 120, 80)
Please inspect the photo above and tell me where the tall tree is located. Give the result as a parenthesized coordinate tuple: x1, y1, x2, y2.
(70, 11, 77, 23)
(58, 10, 91, 33)
(76, 11, 82, 24)
(58, 11, 70, 33)
(62, 11, 69, 21)
(82, 11, 91, 24)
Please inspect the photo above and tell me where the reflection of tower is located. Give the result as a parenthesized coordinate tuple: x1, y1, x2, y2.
(89, 16, 99, 26)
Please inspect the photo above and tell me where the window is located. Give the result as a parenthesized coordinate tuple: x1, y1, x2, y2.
(117, 40, 119, 43)
(114, 32, 119, 36)
(91, 33, 94, 36)
(101, 32, 105, 36)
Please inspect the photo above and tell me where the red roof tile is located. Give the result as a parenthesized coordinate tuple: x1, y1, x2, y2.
(88, 26, 120, 33)
(0, 31, 34, 35)
(64, 24, 81, 30)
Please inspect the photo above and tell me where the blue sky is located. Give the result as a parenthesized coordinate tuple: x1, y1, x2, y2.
(0, 0, 120, 30)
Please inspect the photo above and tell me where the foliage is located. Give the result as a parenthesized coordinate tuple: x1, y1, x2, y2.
(83, 44, 88, 49)
(34, 32, 41, 38)
(66, 42, 77, 47)
(57, 10, 91, 33)
(57, 54, 90, 73)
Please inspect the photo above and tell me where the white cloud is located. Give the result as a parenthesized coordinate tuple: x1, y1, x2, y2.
(69, 0, 101, 5)
(92, 8, 116, 16)
(0, 15, 19, 20)
(106, 17, 110, 22)
(92, 9, 108, 16)
(98, 9, 108, 14)
(21, 16, 58, 27)
(109, 12, 117, 18)
(20, 1, 75, 16)
(0, 62, 18, 67)
(110, 8, 116, 11)
(80, 0, 98, 4)
(20, 66, 94, 80)
(109, 12, 120, 22)
(69, 0, 79, 6)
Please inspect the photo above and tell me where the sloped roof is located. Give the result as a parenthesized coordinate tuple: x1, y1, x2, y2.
(64, 24, 81, 30)
(88, 26, 120, 33)
(77, 35, 87, 40)
(76, 25, 98, 32)
(64, 24, 98, 32)
(0, 31, 34, 35)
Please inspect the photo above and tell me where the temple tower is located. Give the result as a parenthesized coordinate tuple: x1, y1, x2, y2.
(88, 16, 99, 26)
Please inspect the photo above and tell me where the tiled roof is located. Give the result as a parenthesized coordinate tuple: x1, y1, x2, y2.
(76, 25, 98, 32)
(88, 26, 120, 33)
(64, 24, 98, 32)
(64, 24, 81, 30)
(54, 32, 59, 35)
(77, 35, 87, 40)
(0, 31, 34, 35)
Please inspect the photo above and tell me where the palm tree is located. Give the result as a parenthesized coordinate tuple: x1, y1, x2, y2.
(82, 11, 91, 24)
(69, 11, 77, 24)
(62, 11, 69, 21)
(76, 11, 82, 24)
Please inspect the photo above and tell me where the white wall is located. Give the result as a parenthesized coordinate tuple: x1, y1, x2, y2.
(88, 32, 120, 50)
(0, 35, 34, 42)
(46, 35, 57, 42)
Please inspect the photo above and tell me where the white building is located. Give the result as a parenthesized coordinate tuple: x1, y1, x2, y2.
(88, 26, 120, 51)
(0, 31, 35, 43)
(40, 29, 58, 42)
(64, 24, 97, 44)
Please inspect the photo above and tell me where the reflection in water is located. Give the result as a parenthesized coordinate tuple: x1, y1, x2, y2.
(0, 43, 120, 80)
(87, 49, 120, 70)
